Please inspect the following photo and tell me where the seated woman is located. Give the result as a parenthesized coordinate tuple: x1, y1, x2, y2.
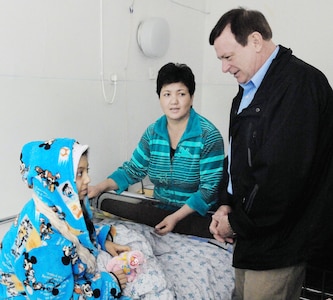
(0, 138, 131, 299)
(88, 62, 225, 237)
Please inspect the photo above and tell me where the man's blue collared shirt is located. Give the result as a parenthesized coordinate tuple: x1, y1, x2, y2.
(228, 46, 279, 194)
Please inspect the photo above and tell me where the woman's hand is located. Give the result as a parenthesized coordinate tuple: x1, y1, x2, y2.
(154, 204, 195, 235)
(88, 178, 119, 199)
(154, 214, 178, 235)
(87, 185, 101, 199)
(105, 240, 131, 257)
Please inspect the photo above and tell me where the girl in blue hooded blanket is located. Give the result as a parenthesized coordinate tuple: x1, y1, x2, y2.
(0, 138, 132, 299)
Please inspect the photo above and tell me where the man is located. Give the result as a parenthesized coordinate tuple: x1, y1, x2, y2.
(208, 7, 333, 300)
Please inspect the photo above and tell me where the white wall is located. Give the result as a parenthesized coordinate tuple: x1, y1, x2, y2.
(1, 0, 332, 230)
(0, 0, 208, 222)
(202, 0, 333, 143)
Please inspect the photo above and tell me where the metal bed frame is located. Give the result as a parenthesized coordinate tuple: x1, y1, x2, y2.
(301, 265, 333, 300)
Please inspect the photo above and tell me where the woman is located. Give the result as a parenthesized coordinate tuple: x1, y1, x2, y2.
(89, 63, 224, 236)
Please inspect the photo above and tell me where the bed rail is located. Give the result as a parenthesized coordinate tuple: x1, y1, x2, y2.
(301, 265, 333, 300)
(91, 190, 160, 211)
(0, 215, 16, 225)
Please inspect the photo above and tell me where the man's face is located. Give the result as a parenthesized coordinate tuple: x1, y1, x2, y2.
(213, 25, 259, 84)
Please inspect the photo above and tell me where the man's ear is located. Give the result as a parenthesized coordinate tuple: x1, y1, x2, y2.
(250, 31, 263, 51)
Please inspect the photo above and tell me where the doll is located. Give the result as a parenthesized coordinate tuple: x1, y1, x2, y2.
(106, 250, 145, 282)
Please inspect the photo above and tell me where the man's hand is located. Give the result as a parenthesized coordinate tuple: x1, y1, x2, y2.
(209, 205, 235, 244)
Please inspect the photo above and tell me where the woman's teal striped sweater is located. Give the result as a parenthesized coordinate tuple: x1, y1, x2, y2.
(109, 108, 224, 216)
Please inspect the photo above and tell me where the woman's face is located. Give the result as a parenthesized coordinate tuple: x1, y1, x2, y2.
(159, 82, 193, 122)
(76, 155, 90, 200)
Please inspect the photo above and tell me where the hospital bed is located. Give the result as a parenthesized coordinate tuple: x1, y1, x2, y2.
(1, 193, 331, 299)
(91, 190, 235, 299)
(91, 190, 333, 300)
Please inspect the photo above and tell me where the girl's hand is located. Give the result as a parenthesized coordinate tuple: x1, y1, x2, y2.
(113, 269, 128, 290)
(105, 240, 131, 256)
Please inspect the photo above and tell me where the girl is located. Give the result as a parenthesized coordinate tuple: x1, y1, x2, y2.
(0, 138, 130, 299)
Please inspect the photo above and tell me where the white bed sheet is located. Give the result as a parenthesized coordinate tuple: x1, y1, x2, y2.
(96, 217, 235, 300)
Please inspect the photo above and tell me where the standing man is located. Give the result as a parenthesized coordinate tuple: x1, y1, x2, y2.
(209, 7, 333, 300)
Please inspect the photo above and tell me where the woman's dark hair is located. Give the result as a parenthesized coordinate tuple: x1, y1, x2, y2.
(209, 7, 272, 46)
(156, 62, 195, 96)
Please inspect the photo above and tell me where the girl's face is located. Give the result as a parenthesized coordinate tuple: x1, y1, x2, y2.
(76, 155, 90, 200)
(159, 82, 193, 122)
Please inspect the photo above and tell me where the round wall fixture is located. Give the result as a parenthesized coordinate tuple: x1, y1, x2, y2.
(137, 17, 170, 58)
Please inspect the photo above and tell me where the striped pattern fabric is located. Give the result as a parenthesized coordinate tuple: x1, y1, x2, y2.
(109, 108, 224, 216)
